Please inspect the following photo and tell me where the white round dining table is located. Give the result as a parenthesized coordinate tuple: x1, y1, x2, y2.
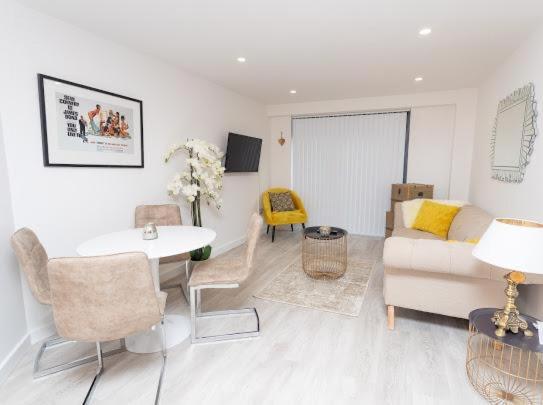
(77, 225, 216, 354)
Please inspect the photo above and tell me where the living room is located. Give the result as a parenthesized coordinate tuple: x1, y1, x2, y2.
(1, 0, 543, 403)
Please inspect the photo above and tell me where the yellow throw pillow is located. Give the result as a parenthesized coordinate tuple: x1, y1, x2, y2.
(412, 201, 460, 239)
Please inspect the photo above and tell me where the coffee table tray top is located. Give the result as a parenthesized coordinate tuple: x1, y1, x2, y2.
(303, 226, 347, 241)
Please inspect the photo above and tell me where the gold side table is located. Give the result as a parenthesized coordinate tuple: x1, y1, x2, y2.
(302, 226, 347, 280)
(466, 308, 543, 404)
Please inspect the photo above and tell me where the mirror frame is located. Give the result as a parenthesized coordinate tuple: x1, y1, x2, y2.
(491, 83, 538, 183)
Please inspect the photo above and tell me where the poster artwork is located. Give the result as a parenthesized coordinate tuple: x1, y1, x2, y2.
(56, 92, 134, 154)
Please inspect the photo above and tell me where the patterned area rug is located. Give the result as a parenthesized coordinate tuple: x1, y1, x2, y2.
(254, 258, 375, 317)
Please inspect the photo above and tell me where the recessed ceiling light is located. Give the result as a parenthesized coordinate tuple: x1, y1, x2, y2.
(414, 77, 423, 82)
(289, 90, 297, 94)
(419, 27, 432, 36)
(237, 57, 246, 63)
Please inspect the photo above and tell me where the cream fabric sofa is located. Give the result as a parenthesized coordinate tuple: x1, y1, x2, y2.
(383, 202, 543, 329)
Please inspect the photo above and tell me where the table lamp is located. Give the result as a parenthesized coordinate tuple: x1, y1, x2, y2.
(473, 218, 543, 338)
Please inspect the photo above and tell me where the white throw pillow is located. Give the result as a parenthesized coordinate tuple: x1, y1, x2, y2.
(401, 199, 467, 228)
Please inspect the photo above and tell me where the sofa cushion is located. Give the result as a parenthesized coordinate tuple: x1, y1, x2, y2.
(401, 198, 466, 228)
(392, 228, 443, 240)
(448, 205, 493, 242)
(412, 201, 460, 238)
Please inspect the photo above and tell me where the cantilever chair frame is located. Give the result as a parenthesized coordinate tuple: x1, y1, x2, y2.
(189, 284, 260, 344)
(34, 335, 126, 379)
(82, 316, 167, 405)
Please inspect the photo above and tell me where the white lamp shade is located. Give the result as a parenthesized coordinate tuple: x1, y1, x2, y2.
(473, 218, 543, 275)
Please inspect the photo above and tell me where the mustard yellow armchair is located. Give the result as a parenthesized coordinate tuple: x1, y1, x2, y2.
(262, 188, 308, 242)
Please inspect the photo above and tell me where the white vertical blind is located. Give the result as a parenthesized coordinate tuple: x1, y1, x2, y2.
(292, 112, 407, 236)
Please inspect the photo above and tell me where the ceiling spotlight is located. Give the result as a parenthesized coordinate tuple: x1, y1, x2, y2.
(414, 77, 423, 82)
(289, 90, 297, 94)
(419, 27, 432, 36)
(237, 57, 246, 63)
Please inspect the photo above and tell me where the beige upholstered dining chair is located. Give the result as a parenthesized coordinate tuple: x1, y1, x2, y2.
(135, 204, 191, 300)
(189, 213, 263, 343)
(48, 253, 167, 405)
(10, 228, 125, 378)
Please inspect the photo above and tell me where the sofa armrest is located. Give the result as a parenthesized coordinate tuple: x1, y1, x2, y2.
(383, 237, 543, 284)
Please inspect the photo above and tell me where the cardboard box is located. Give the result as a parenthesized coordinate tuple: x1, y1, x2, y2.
(385, 228, 393, 238)
(391, 183, 433, 201)
(386, 211, 394, 229)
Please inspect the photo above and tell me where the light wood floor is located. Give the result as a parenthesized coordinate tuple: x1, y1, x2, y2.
(0, 229, 484, 404)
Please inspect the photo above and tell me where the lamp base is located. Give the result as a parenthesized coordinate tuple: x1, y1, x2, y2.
(492, 271, 533, 338)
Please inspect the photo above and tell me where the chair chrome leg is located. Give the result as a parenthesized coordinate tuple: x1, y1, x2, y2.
(196, 289, 202, 315)
(34, 336, 126, 379)
(190, 287, 197, 343)
(155, 317, 167, 405)
(190, 285, 261, 344)
(83, 342, 104, 405)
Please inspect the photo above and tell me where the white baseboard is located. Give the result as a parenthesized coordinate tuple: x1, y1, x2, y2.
(0, 333, 30, 387)
(29, 322, 56, 345)
(212, 236, 247, 257)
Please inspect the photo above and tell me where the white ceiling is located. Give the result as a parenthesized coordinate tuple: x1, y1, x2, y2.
(19, 0, 543, 104)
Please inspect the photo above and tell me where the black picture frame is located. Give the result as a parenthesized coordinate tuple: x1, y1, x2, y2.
(38, 74, 144, 168)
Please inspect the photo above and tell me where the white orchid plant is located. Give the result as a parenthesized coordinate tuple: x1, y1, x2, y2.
(164, 139, 225, 260)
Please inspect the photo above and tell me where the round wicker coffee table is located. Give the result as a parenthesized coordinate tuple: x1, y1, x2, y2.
(467, 308, 543, 403)
(302, 226, 347, 280)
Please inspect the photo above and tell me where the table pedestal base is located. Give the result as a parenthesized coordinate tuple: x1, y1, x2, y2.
(125, 314, 191, 353)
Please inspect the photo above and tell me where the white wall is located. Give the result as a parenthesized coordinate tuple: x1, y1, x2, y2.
(470, 26, 543, 220)
(267, 88, 478, 201)
(469, 25, 543, 319)
(0, 116, 28, 383)
(0, 1, 269, 342)
(408, 105, 456, 199)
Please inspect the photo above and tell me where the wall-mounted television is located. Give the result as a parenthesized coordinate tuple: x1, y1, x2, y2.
(224, 132, 262, 172)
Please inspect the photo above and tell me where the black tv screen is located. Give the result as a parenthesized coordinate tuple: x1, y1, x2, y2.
(225, 133, 262, 172)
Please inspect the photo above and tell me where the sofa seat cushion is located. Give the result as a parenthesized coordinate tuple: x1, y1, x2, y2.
(392, 228, 443, 240)
(448, 205, 493, 241)
(383, 236, 543, 284)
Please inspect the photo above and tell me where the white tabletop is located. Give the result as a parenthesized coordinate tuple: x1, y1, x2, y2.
(77, 225, 216, 259)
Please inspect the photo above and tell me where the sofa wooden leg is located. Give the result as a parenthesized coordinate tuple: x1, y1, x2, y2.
(267, 225, 269, 234)
(302, 223, 305, 229)
(387, 305, 395, 330)
(291, 224, 294, 232)
(272, 226, 276, 242)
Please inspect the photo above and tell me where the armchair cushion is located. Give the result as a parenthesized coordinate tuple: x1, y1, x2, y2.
(269, 192, 295, 212)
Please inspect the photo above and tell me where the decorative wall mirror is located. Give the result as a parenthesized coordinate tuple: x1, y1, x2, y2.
(491, 83, 538, 183)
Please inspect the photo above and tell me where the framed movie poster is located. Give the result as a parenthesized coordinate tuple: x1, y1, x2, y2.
(38, 74, 144, 167)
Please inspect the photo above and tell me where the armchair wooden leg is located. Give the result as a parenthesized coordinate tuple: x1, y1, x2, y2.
(290, 224, 294, 232)
(302, 223, 305, 229)
(266, 225, 269, 234)
(272, 226, 276, 242)
(387, 305, 395, 330)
